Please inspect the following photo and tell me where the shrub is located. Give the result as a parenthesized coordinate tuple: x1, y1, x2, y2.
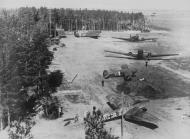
(8, 119, 35, 139)
(48, 70, 63, 93)
(84, 107, 119, 139)
(36, 96, 60, 119)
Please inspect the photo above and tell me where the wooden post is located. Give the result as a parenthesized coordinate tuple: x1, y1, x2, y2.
(49, 9, 52, 37)
(121, 91, 124, 139)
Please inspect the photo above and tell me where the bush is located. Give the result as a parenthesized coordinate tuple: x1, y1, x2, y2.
(84, 107, 119, 139)
(48, 70, 63, 92)
(8, 119, 35, 139)
(36, 96, 60, 119)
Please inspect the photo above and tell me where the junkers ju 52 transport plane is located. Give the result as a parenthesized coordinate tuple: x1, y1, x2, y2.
(74, 30, 101, 39)
(103, 65, 137, 81)
(103, 94, 159, 129)
(105, 49, 179, 67)
(112, 34, 157, 42)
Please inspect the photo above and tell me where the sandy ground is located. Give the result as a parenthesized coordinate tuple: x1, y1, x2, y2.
(30, 30, 190, 139)
(0, 30, 190, 139)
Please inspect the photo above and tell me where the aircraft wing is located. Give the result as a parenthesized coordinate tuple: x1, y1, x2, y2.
(125, 114, 159, 129)
(88, 36, 100, 39)
(143, 38, 157, 41)
(105, 55, 137, 59)
(105, 50, 133, 56)
(106, 96, 159, 129)
(124, 107, 159, 129)
(126, 107, 159, 122)
(112, 37, 131, 41)
(150, 54, 179, 57)
(148, 57, 177, 60)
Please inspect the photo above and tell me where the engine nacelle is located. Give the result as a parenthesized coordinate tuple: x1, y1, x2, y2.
(128, 52, 133, 55)
(103, 70, 125, 79)
(103, 70, 110, 79)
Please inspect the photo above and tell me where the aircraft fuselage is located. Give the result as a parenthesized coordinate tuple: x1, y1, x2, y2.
(136, 49, 145, 59)
(103, 106, 146, 122)
(103, 106, 158, 129)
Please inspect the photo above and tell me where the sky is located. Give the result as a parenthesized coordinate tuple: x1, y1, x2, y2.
(1, 0, 190, 11)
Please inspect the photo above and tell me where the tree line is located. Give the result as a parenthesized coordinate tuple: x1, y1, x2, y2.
(50, 8, 145, 31)
(0, 7, 146, 35)
(0, 8, 63, 130)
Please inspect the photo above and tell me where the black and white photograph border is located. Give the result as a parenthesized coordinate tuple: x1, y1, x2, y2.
(0, 0, 190, 139)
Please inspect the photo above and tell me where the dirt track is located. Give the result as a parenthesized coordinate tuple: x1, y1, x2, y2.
(32, 31, 190, 139)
